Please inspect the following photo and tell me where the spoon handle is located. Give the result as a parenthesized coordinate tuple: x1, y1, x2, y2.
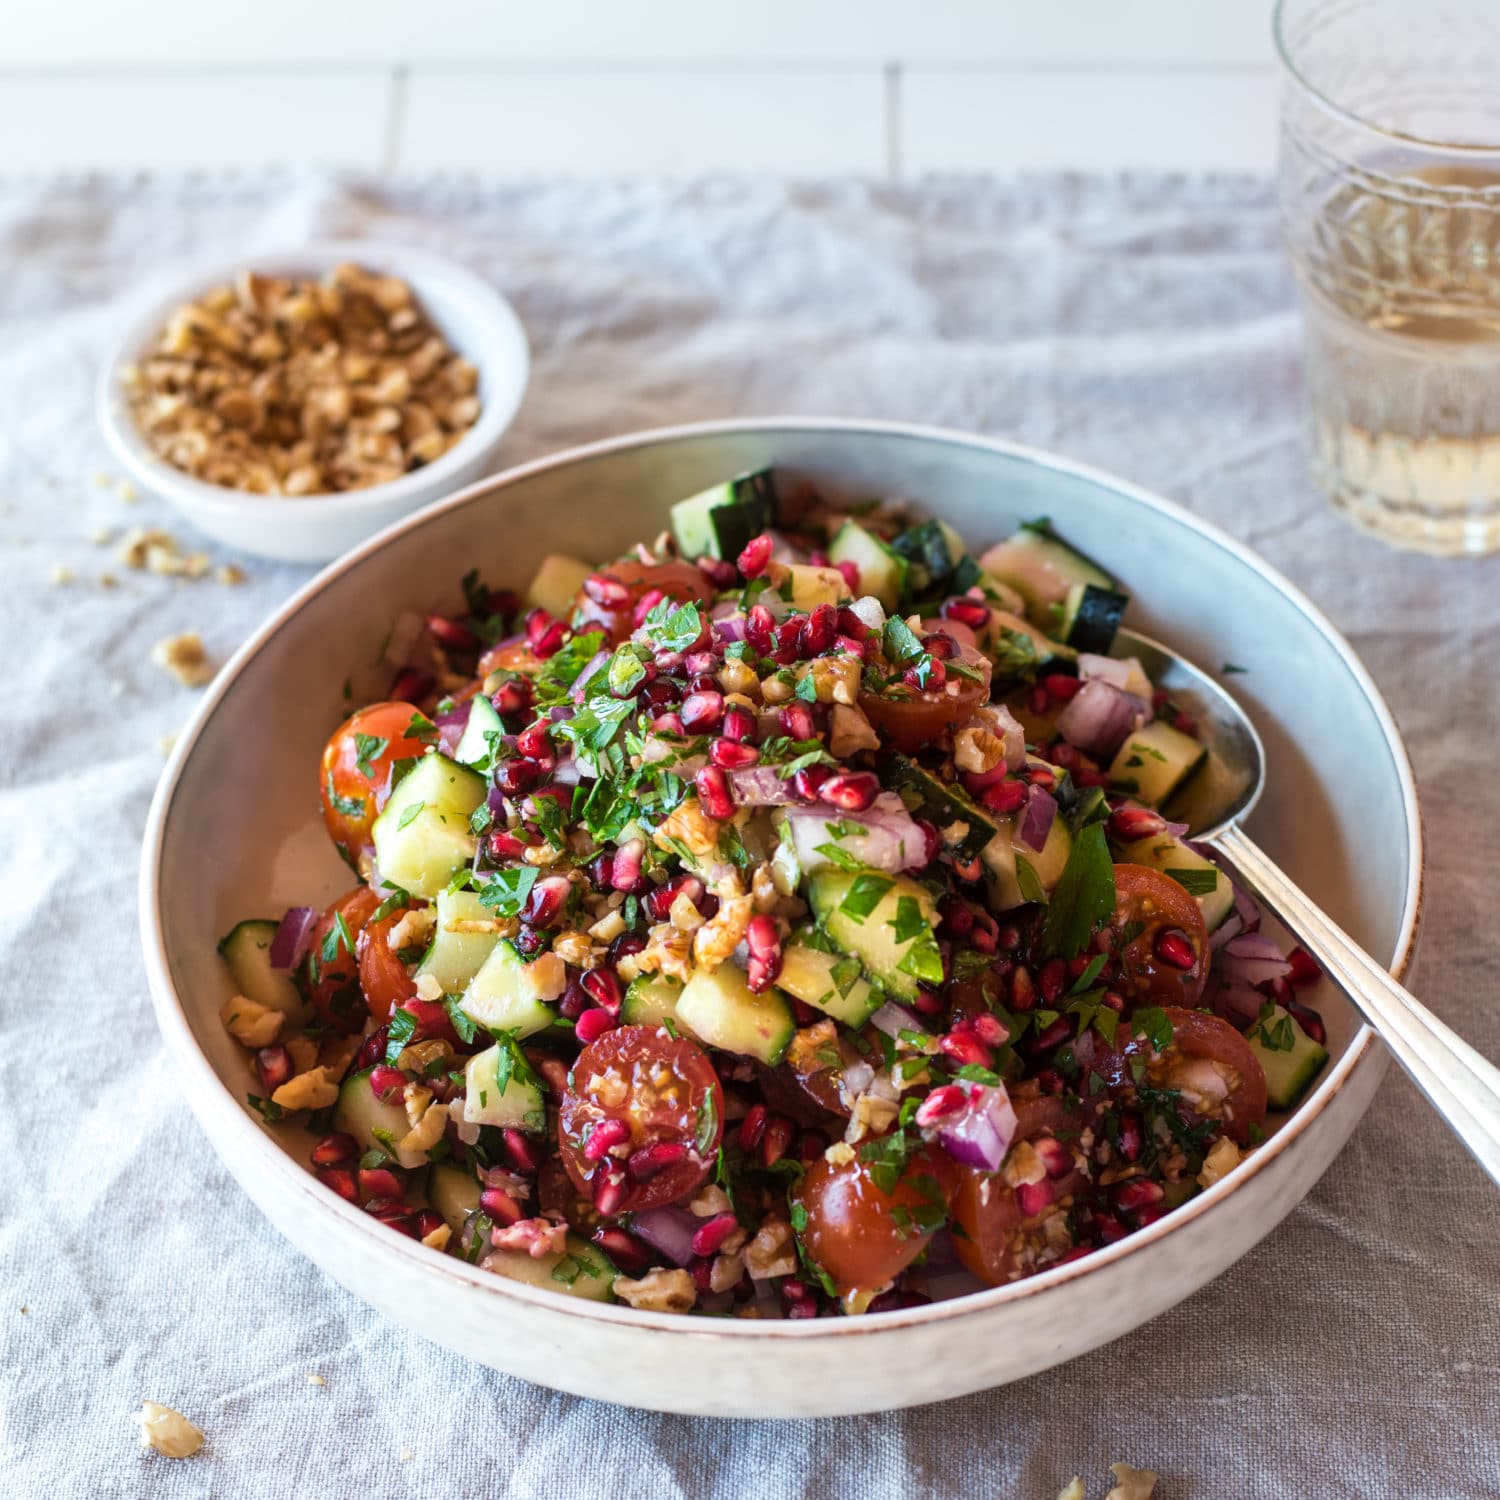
(1208, 823, 1500, 1189)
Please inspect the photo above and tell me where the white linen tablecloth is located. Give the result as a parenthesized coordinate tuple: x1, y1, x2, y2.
(2, 171, 1497, 1499)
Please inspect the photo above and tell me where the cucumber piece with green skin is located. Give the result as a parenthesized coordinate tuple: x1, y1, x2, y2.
(486, 1233, 618, 1302)
(884, 753, 999, 863)
(784, 564, 850, 612)
(807, 870, 940, 1003)
(459, 941, 565, 1037)
(887, 517, 969, 599)
(828, 520, 907, 611)
(980, 813, 1075, 911)
(978, 525, 1113, 622)
(453, 695, 504, 769)
(984, 609, 1075, 672)
(526, 553, 592, 621)
(775, 935, 881, 1028)
(674, 963, 795, 1065)
(217, 919, 311, 1024)
(1247, 1005, 1329, 1110)
(1115, 833, 1235, 930)
(669, 468, 776, 561)
(415, 888, 502, 994)
(1058, 582, 1129, 655)
(1108, 721, 1207, 808)
(620, 974, 687, 1032)
(462, 1042, 548, 1129)
(370, 752, 486, 898)
(335, 1068, 427, 1168)
(428, 1161, 483, 1235)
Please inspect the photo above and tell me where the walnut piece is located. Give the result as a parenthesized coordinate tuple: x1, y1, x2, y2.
(135, 1401, 203, 1459)
(151, 632, 215, 688)
(743, 1219, 797, 1281)
(219, 993, 283, 1049)
(1106, 1463, 1160, 1500)
(612, 1268, 697, 1313)
(1197, 1135, 1242, 1189)
(270, 1066, 339, 1112)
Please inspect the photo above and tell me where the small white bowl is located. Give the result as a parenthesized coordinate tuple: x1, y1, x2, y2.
(96, 241, 529, 563)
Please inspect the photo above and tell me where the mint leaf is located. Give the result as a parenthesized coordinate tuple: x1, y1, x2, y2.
(882, 615, 924, 667)
(476, 867, 538, 917)
(1166, 867, 1220, 898)
(1041, 823, 1115, 958)
(840, 873, 893, 923)
(353, 734, 388, 778)
(384, 1006, 420, 1063)
(642, 598, 704, 653)
(396, 800, 425, 831)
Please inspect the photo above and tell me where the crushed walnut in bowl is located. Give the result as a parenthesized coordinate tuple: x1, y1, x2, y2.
(98, 242, 529, 563)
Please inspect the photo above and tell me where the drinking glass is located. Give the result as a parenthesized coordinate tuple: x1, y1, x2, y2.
(1276, 0, 1500, 554)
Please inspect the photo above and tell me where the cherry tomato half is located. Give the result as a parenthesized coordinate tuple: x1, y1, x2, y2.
(792, 1143, 957, 1297)
(858, 639, 992, 754)
(558, 1026, 724, 1214)
(320, 701, 434, 859)
(357, 904, 419, 1025)
(572, 558, 714, 646)
(305, 886, 381, 1034)
(1105, 864, 1210, 1009)
(1126, 1006, 1267, 1145)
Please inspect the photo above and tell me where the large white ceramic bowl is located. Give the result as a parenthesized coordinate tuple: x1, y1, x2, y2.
(140, 419, 1422, 1418)
(97, 241, 530, 563)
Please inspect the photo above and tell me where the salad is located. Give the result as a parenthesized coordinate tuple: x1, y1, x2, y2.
(217, 468, 1330, 1317)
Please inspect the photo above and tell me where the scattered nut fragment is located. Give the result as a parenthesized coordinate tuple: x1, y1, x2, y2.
(51, 564, 74, 585)
(420, 1222, 452, 1251)
(135, 1401, 203, 1459)
(118, 479, 139, 504)
(270, 1066, 339, 1112)
(118, 526, 210, 579)
(158, 730, 180, 757)
(214, 563, 246, 586)
(100, 573, 118, 589)
(1106, 1464, 1160, 1500)
(305, 1374, 326, 1387)
(612, 1268, 696, 1313)
(219, 994, 284, 1049)
(122, 261, 482, 497)
(151, 632, 215, 688)
(1056, 1481, 1085, 1500)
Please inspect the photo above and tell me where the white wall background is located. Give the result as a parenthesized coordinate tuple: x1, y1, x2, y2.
(0, 2, 1281, 174)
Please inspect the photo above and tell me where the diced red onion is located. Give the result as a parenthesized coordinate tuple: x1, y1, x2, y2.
(841, 1059, 875, 1098)
(268, 906, 319, 970)
(935, 1083, 1018, 1172)
(1208, 910, 1245, 950)
(551, 757, 582, 787)
(848, 595, 887, 632)
(1233, 881, 1261, 933)
(628, 1204, 701, 1267)
(1210, 977, 1266, 1030)
(1016, 784, 1057, 853)
(487, 784, 508, 817)
(727, 767, 801, 806)
(435, 699, 473, 756)
(1056, 678, 1141, 761)
(569, 651, 610, 702)
(1077, 652, 1131, 688)
(782, 793, 928, 873)
(871, 1001, 926, 1039)
(1217, 930, 1292, 986)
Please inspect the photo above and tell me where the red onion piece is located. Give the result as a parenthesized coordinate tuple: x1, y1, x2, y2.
(1077, 652, 1131, 689)
(935, 1083, 1019, 1172)
(727, 767, 801, 806)
(1055, 678, 1141, 761)
(434, 699, 473, 756)
(1210, 977, 1266, 1030)
(628, 1204, 701, 1267)
(1208, 910, 1245, 950)
(551, 757, 582, 787)
(782, 793, 929, 873)
(1217, 930, 1292, 986)
(1016, 785, 1057, 853)
(870, 1001, 927, 1039)
(268, 906, 320, 970)
(569, 651, 610, 702)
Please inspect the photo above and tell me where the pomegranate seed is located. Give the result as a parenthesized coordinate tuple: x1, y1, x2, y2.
(969, 1012, 1008, 1047)
(1287, 947, 1321, 987)
(835, 559, 861, 593)
(317, 1166, 358, 1202)
(639, 678, 677, 710)
(684, 650, 718, 678)
(583, 571, 632, 607)
(1134, 1204, 1169, 1228)
(904, 658, 946, 692)
(797, 1128, 830, 1164)
(369, 1064, 406, 1102)
(1116, 1110, 1144, 1162)
(969, 912, 999, 954)
(911, 985, 945, 1015)
(413, 1209, 446, 1241)
(479, 1186, 523, 1225)
(997, 923, 1022, 952)
(521, 873, 571, 927)
(501, 1128, 541, 1175)
(773, 619, 804, 663)
(1010, 965, 1037, 1012)
(356, 1028, 389, 1071)
(652, 712, 686, 737)
(426, 612, 480, 652)
(632, 587, 667, 629)
(800, 604, 837, 656)
(516, 719, 551, 759)
(680, 690, 725, 733)
(941, 597, 991, 630)
(525, 608, 556, 648)
(609, 838, 644, 892)
(583, 1117, 631, 1163)
(358, 1167, 404, 1202)
(835, 606, 870, 642)
(1027, 1016, 1072, 1053)
(760, 1114, 795, 1168)
(914, 1085, 967, 1127)
(747, 952, 782, 993)
(792, 764, 832, 801)
(1029, 685, 1051, 715)
(492, 758, 539, 797)
(695, 765, 735, 820)
(745, 914, 781, 961)
(745, 604, 776, 655)
(977, 779, 1028, 815)
(781, 1278, 813, 1303)
(819, 771, 879, 812)
(916, 818, 942, 865)
(1039, 957, 1068, 1004)
(1042, 671, 1082, 702)
(779, 703, 816, 741)
(592, 1225, 654, 1276)
(368, 1205, 416, 1235)
(255, 1045, 292, 1093)
(938, 1031, 992, 1068)
(581, 968, 623, 1014)
(648, 873, 703, 921)
(920, 632, 955, 662)
(737, 533, 774, 578)
(737, 1103, 768, 1153)
(1016, 1180, 1054, 1216)
(1107, 806, 1168, 842)
(1286, 999, 1327, 1046)
(388, 667, 434, 702)
(627, 1141, 690, 1181)
(698, 555, 738, 589)
(940, 897, 975, 937)
(531, 621, 567, 659)
(310, 1132, 358, 1167)
(710, 737, 760, 769)
(1032, 1136, 1074, 1178)
(1154, 929, 1197, 970)
(1112, 1178, 1165, 1214)
(609, 932, 647, 972)
(683, 1256, 713, 1295)
(1095, 1212, 1128, 1245)
(492, 678, 533, 715)
(488, 829, 528, 860)
(1100, 990, 1126, 1013)
(689, 1213, 740, 1258)
(593, 1167, 628, 1216)
(721, 705, 755, 741)
(575, 1008, 616, 1044)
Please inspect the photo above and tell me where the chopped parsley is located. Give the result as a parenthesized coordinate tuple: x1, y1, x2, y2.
(1166, 867, 1220, 897)
(839, 873, 893, 923)
(325, 771, 365, 820)
(395, 800, 425, 831)
(641, 598, 704, 653)
(1041, 823, 1115, 958)
(353, 734, 388, 778)
(477, 865, 539, 917)
(320, 912, 356, 964)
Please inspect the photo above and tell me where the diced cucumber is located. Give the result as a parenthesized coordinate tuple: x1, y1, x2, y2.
(459, 942, 565, 1038)
(807, 870, 940, 1003)
(526, 553, 592, 621)
(669, 468, 776, 561)
(415, 888, 503, 994)
(978, 524, 1113, 622)
(976, 572, 1027, 616)
(985, 609, 1075, 669)
(620, 974, 687, 1032)
(1247, 1005, 1329, 1110)
(217, 919, 311, 1024)
(1114, 834, 1235, 931)
(453, 695, 503, 769)
(428, 1161, 483, 1235)
(828, 521, 906, 611)
(781, 804, 928, 878)
(775, 935, 881, 1028)
(335, 1068, 427, 1169)
(674, 963, 795, 1065)
(980, 813, 1075, 911)
(485, 1233, 618, 1302)
(884, 753, 998, 863)
(1058, 582, 1129, 655)
(888, 517, 968, 597)
(784, 564, 850, 612)
(462, 1042, 548, 1129)
(370, 753, 486, 898)
(1108, 721, 1207, 808)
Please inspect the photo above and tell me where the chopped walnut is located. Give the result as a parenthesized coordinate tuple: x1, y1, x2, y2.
(743, 1219, 797, 1280)
(823, 1141, 856, 1167)
(412, 972, 443, 1002)
(709, 1252, 746, 1294)
(285, 1034, 319, 1074)
(218, 993, 283, 1048)
(50, 564, 74, 585)
(399, 1097, 448, 1155)
(395, 1037, 452, 1074)
(386, 905, 436, 951)
(214, 563, 246, 586)
(688, 1184, 732, 1217)
(828, 702, 879, 757)
(151, 632, 215, 687)
(1106, 1463, 1160, 1500)
(667, 893, 706, 933)
(844, 1092, 900, 1145)
(617, 921, 693, 983)
(420, 1222, 452, 1251)
(1197, 1135, 1242, 1188)
(1002, 1139, 1048, 1188)
(802, 655, 861, 706)
(750, 862, 779, 914)
(653, 798, 723, 865)
(117, 526, 210, 580)
(1055, 1481, 1085, 1500)
(953, 724, 1007, 775)
(318, 1031, 364, 1077)
(693, 892, 753, 971)
(489, 1217, 569, 1259)
(612, 1268, 697, 1313)
(135, 1402, 204, 1458)
(270, 1066, 339, 1112)
(786, 1020, 838, 1077)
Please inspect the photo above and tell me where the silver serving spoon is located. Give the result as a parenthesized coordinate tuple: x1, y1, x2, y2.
(1114, 628, 1500, 1189)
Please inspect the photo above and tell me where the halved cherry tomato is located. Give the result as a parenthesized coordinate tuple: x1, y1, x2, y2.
(305, 886, 381, 1033)
(858, 641, 991, 754)
(571, 558, 714, 646)
(357, 904, 419, 1024)
(793, 1142, 957, 1297)
(479, 639, 545, 678)
(1105, 864, 1210, 1008)
(558, 1026, 724, 1213)
(1125, 1006, 1267, 1145)
(951, 1098, 1084, 1287)
(319, 701, 434, 859)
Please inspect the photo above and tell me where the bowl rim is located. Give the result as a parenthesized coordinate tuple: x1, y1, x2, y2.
(140, 415, 1424, 1343)
(95, 239, 531, 522)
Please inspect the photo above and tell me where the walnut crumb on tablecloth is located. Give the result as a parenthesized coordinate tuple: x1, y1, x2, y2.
(305, 1374, 326, 1386)
(151, 632, 215, 688)
(135, 1401, 203, 1459)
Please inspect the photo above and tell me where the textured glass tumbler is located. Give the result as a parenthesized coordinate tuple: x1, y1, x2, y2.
(1276, 0, 1500, 554)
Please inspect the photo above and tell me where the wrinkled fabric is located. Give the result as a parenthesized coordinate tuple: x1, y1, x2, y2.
(2, 172, 1497, 1499)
